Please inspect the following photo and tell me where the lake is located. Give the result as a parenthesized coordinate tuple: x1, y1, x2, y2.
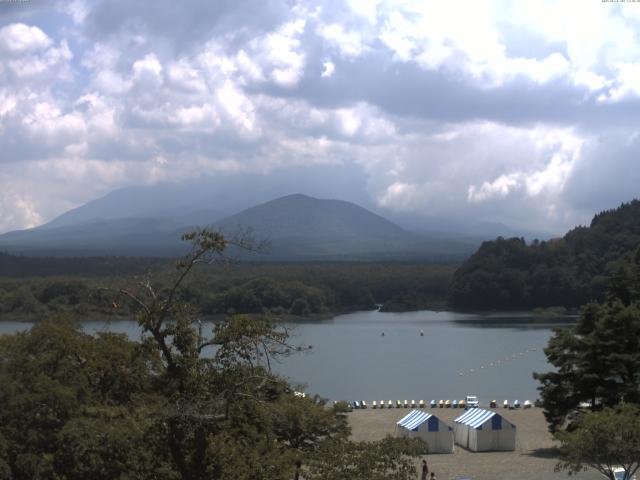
(0, 309, 572, 404)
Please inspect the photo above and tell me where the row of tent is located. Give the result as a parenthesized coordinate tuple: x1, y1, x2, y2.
(396, 408, 516, 453)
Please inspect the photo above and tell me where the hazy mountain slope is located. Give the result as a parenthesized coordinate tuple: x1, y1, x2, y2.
(41, 185, 197, 229)
(217, 194, 409, 240)
(215, 194, 428, 259)
(41, 166, 374, 230)
(0, 193, 478, 260)
(0, 218, 191, 256)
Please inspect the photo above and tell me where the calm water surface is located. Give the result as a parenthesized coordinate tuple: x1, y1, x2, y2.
(0, 310, 572, 403)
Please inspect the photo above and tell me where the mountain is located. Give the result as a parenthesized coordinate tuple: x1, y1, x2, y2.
(215, 194, 422, 259)
(22, 166, 540, 241)
(0, 217, 191, 257)
(0, 193, 477, 260)
(450, 200, 640, 309)
(40, 166, 375, 230)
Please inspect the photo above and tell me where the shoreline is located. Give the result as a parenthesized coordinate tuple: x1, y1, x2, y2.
(0, 305, 582, 324)
(348, 407, 601, 480)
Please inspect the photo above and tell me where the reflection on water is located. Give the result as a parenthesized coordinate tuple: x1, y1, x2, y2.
(451, 317, 576, 330)
(0, 309, 574, 404)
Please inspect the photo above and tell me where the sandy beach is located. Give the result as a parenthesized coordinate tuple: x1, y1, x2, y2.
(348, 407, 603, 480)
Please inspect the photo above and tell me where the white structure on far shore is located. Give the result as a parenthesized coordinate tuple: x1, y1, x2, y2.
(396, 410, 454, 453)
(453, 408, 516, 452)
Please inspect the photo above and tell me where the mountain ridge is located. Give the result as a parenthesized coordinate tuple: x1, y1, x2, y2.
(0, 193, 477, 260)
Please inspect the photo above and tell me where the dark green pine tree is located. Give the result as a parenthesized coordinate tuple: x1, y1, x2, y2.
(534, 248, 640, 432)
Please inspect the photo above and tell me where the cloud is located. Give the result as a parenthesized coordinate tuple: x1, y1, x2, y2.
(0, 0, 639, 235)
(318, 23, 365, 58)
(321, 61, 335, 78)
(564, 131, 640, 216)
(0, 23, 72, 81)
(0, 23, 51, 53)
(599, 62, 640, 103)
(468, 174, 521, 203)
(359, 121, 586, 232)
(0, 179, 43, 232)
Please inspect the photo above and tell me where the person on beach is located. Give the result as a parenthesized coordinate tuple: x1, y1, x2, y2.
(421, 459, 429, 480)
(429, 472, 436, 480)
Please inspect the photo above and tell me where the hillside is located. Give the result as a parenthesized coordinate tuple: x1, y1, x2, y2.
(449, 200, 640, 309)
(215, 194, 428, 259)
(40, 168, 374, 230)
(0, 217, 193, 257)
(0, 194, 477, 260)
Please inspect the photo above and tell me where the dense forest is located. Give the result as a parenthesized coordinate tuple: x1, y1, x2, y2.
(0, 252, 159, 277)
(0, 230, 427, 479)
(5, 199, 640, 318)
(0, 260, 455, 321)
(450, 200, 640, 309)
(534, 247, 640, 432)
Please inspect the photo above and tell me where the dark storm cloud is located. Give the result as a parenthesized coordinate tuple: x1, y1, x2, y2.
(256, 47, 640, 130)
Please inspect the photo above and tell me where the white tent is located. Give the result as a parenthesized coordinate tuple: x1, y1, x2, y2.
(396, 410, 454, 454)
(453, 408, 516, 452)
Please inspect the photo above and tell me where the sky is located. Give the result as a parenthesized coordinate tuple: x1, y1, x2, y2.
(1, 0, 639, 235)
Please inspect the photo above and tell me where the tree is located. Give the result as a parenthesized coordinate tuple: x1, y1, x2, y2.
(534, 249, 640, 432)
(111, 230, 352, 479)
(0, 316, 166, 480)
(0, 229, 428, 479)
(305, 436, 428, 480)
(555, 404, 640, 480)
(451, 200, 640, 309)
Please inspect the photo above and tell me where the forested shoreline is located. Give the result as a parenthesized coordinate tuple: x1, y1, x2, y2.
(450, 200, 640, 309)
(3, 200, 640, 321)
(0, 230, 429, 479)
(0, 261, 456, 321)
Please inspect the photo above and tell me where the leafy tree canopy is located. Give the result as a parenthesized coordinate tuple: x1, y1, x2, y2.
(555, 404, 640, 480)
(451, 200, 640, 309)
(0, 230, 427, 480)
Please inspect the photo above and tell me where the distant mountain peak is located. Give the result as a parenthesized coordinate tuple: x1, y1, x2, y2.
(216, 193, 410, 236)
(0, 190, 478, 260)
(280, 193, 313, 200)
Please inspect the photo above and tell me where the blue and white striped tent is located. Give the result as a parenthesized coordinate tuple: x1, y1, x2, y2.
(396, 410, 454, 453)
(453, 408, 516, 451)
